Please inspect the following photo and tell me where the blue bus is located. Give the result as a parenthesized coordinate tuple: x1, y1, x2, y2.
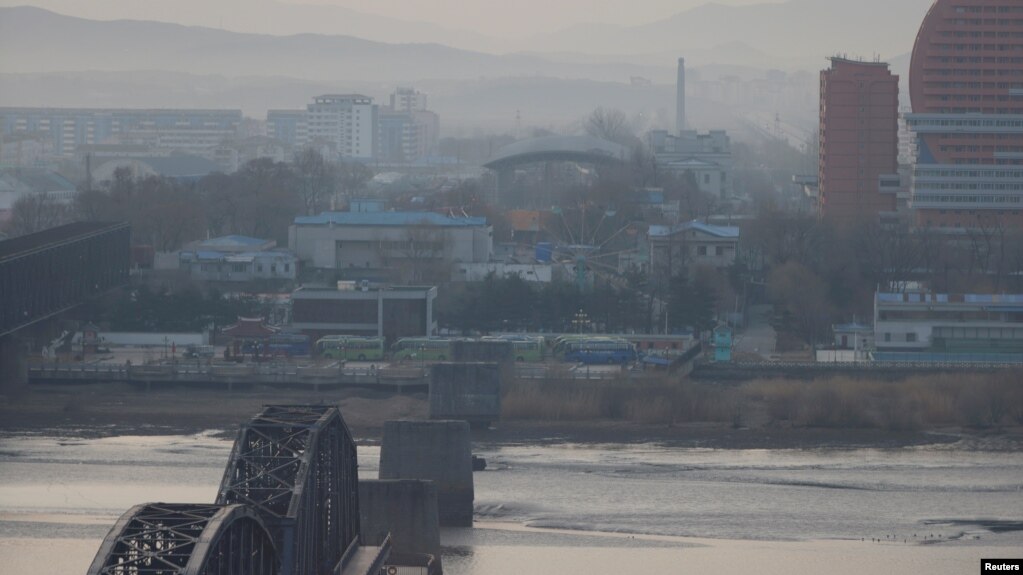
(560, 338, 638, 365)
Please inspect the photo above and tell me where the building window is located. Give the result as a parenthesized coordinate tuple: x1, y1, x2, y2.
(271, 264, 277, 274)
(884, 333, 891, 342)
(284, 263, 290, 272)
(716, 246, 724, 256)
(906, 333, 917, 343)
(697, 246, 708, 256)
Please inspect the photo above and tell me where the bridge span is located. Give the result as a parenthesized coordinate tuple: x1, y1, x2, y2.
(0, 221, 130, 387)
(87, 405, 399, 575)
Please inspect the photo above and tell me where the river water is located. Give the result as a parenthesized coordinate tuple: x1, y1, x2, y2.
(1, 431, 1021, 574)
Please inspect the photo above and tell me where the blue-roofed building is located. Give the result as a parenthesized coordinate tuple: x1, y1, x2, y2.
(874, 292, 1023, 355)
(178, 235, 297, 282)
(647, 220, 740, 275)
(289, 211, 492, 283)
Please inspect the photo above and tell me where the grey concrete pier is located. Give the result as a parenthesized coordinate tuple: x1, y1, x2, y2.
(359, 479, 442, 571)
(429, 362, 501, 427)
(379, 420, 474, 527)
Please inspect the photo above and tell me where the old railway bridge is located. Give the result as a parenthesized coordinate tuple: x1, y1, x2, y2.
(87, 405, 391, 575)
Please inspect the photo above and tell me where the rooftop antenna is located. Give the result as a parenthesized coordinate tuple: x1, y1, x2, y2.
(515, 110, 522, 139)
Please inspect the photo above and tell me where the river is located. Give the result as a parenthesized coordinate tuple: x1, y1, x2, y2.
(1, 431, 1021, 574)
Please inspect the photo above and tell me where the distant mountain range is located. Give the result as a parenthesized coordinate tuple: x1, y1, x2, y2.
(1, 0, 934, 69)
(526, 0, 933, 66)
(0, 2, 930, 133)
(0, 7, 667, 83)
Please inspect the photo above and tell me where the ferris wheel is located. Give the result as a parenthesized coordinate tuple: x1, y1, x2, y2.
(546, 203, 639, 291)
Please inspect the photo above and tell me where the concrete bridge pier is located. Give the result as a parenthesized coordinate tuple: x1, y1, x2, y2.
(359, 479, 442, 571)
(0, 334, 28, 390)
(379, 420, 474, 527)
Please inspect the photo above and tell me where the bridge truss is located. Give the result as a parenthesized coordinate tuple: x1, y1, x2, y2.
(217, 405, 361, 575)
(88, 406, 363, 575)
(86, 504, 277, 575)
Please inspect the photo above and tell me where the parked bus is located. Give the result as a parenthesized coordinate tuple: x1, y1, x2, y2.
(482, 335, 546, 362)
(265, 333, 311, 357)
(316, 336, 386, 361)
(560, 338, 638, 365)
(390, 338, 456, 362)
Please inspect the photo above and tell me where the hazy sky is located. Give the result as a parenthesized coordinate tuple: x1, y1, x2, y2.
(8, 0, 776, 37)
(296, 0, 773, 35)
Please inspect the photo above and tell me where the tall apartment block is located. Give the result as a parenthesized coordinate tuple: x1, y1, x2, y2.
(390, 87, 429, 114)
(266, 110, 309, 150)
(818, 57, 900, 222)
(266, 89, 439, 163)
(306, 95, 377, 160)
(378, 88, 438, 163)
(906, 0, 1023, 230)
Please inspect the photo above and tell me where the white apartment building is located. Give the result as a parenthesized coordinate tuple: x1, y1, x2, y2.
(306, 95, 377, 160)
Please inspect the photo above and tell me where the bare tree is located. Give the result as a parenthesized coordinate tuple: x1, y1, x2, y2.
(377, 222, 449, 284)
(335, 160, 373, 203)
(293, 148, 335, 215)
(4, 193, 72, 237)
(585, 107, 637, 147)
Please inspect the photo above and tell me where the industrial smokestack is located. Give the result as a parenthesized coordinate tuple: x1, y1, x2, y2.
(676, 57, 686, 135)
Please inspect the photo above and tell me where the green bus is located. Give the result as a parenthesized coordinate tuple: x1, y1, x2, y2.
(483, 335, 546, 362)
(390, 338, 455, 362)
(315, 336, 386, 361)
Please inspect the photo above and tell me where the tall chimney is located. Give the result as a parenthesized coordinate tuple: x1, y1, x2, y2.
(676, 57, 686, 135)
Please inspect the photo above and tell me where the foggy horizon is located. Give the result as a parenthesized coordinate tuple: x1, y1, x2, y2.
(2, 0, 776, 38)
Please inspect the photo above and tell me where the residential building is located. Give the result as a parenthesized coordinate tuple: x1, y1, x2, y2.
(306, 95, 377, 160)
(266, 110, 309, 150)
(0, 132, 53, 168)
(818, 57, 900, 222)
(288, 211, 492, 283)
(377, 110, 420, 163)
(0, 107, 242, 160)
(390, 87, 429, 114)
(177, 235, 298, 282)
(377, 88, 439, 163)
(647, 220, 740, 276)
(873, 292, 1023, 353)
(906, 0, 1023, 230)
(290, 284, 437, 342)
(647, 130, 733, 199)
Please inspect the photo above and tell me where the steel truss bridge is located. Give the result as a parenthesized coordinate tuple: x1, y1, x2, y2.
(87, 406, 387, 575)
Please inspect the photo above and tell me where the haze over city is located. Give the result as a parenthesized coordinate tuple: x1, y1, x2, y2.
(0, 1, 1021, 574)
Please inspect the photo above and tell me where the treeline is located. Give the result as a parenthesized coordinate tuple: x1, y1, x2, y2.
(750, 209, 1023, 348)
(2, 150, 372, 248)
(439, 270, 726, 335)
(79, 284, 259, 332)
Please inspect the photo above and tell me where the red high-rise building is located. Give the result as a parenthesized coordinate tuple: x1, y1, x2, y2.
(818, 57, 900, 222)
(907, 0, 1023, 229)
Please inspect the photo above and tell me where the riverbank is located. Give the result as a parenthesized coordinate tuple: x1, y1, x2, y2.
(2, 381, 1021, 450)
(0, 383, 428, 439)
